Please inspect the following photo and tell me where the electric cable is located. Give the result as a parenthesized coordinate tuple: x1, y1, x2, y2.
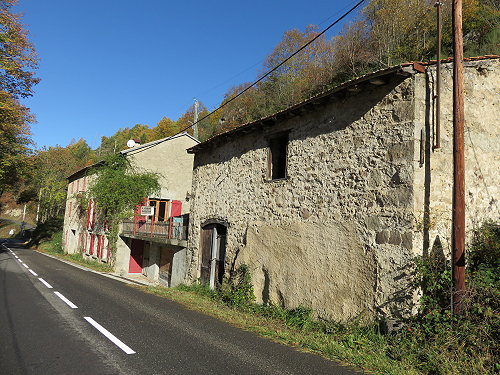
(125, 0, 367, 155)
(174, 0, 367, 138)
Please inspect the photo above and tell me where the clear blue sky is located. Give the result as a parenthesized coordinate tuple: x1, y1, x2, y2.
(18, 0, 361, 149)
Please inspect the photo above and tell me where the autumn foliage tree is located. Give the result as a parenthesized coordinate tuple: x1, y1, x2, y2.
(23, 140, 95, 221)
(210, 0, 499, 137)
(0, 0, 38, 197)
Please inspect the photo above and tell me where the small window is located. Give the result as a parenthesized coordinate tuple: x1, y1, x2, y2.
(148, 198, 170, 222)
(268, 133, 288, 180)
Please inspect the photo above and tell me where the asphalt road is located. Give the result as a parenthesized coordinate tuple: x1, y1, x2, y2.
(0, 239, 362, 375)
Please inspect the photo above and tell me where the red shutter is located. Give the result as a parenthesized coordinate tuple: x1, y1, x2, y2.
(91, 200, 97, 228)
(170, 200, 182, 217)
(89, 234, 95, 255)
(87, 200, 92, 229)
(97, 235, 102, 258)
(134, 197, 148, 223)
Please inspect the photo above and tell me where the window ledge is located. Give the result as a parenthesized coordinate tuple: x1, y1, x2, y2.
(264, 176, 289, 183)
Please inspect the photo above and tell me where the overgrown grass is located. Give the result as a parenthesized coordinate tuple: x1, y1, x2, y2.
(33, 224, 498, 375)
(140, 223, 499, 375)
(36, 230, 113, 273)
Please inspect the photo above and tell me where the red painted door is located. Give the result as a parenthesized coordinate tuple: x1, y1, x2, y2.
(128, 239, 144, 273)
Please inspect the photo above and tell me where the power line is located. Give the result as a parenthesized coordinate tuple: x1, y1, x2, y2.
(193, 0, 363, 103)
(174, 0, 367, 138)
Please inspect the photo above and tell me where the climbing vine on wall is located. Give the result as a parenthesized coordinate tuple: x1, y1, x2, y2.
(80, 153, 160, 262)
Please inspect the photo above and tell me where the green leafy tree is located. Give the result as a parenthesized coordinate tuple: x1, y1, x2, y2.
(21, 140, 95, 222)
(84, 153, 160, 260)
(0, 90, 33, 196)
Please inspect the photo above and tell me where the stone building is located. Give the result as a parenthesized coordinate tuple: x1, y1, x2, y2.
(63, 132, 198, 286)
(186, 57, 499, 321)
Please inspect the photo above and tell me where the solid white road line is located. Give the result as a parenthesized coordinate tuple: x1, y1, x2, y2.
(28, 269, 38, 276)
(83, 317, 136, 355)
(23, 263, 29, 269)
(38, 278, 53, 289)
(54, 291, 78, 309)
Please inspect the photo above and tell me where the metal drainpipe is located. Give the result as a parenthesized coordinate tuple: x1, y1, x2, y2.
(434, 1, 443, 149)
(209, 227, 218, 290)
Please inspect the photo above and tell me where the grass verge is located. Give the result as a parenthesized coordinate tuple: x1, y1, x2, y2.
(36, 231, 113, 273)
(141, 281, 498, 375)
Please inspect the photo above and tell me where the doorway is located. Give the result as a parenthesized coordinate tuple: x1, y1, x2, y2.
(129, 239, 144, 273)
(200, 222, 227, 289)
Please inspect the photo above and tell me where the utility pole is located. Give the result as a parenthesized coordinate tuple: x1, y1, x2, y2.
(35, 189, 41, 223)
(193, 99, 199, 140)
(434, 1, 443, 149)
(451, 0, 466, 314)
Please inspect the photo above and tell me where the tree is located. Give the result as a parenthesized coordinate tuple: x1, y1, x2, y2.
(0, 90, 33, 195)
(259, 25, 336, 113)
(150, 116, 180, 140)
(97, 124, 153, 156)
(21, 140, 95, 222)
(0, 0, 38, 198)
(0, 0, 39, 98)
(84, 153, 160, 260)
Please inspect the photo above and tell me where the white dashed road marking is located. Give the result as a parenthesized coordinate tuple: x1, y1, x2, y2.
(84, 317, 136, 355)
(54, 291, 78, 309)
(28, 269, 38, 276)
(23, 263, 29, 269)
(39, 278, 53, 289)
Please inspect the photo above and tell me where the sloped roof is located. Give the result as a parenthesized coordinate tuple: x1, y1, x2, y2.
(120, 132, 199, 155)
(67, 132, 199, 180)
(187, 55, 499, 154)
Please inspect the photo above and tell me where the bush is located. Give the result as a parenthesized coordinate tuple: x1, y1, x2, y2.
(28, 218, 63, 248)
(399, 220, 500, 374)
(219, 264, 256, 307)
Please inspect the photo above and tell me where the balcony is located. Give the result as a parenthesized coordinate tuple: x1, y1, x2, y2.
(121, 215, 188, 246)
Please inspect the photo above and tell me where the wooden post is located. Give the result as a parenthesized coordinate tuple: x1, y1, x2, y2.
(452, 0, 466, 314)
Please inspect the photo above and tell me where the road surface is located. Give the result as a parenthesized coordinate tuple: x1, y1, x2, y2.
(0, 239, 361, 375)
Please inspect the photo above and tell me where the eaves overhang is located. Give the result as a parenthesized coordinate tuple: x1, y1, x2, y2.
(187, 55, 499, 154)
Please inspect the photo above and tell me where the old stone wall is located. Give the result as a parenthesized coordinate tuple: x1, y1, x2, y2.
(188, 74, 418, 320)
(412, 59, 500, 259)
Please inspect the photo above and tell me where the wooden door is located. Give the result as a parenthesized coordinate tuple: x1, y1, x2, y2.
(200, 225, 214, 284)
(129, 239, 144, 273)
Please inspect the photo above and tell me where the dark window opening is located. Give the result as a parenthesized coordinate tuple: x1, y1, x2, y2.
(158, 201, 166, 221)
(147, 198, 170, 222)
(268, 134, 288, 180)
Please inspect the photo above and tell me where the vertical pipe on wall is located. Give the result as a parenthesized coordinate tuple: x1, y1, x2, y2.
(434, 1, 443, 149)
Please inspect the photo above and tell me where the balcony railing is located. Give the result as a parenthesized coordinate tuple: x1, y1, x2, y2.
(121, 215, 188, 241)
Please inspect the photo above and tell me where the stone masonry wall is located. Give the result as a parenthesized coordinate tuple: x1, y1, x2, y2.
(187, 74, 418, 321)
(412, 59, 500, 259)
